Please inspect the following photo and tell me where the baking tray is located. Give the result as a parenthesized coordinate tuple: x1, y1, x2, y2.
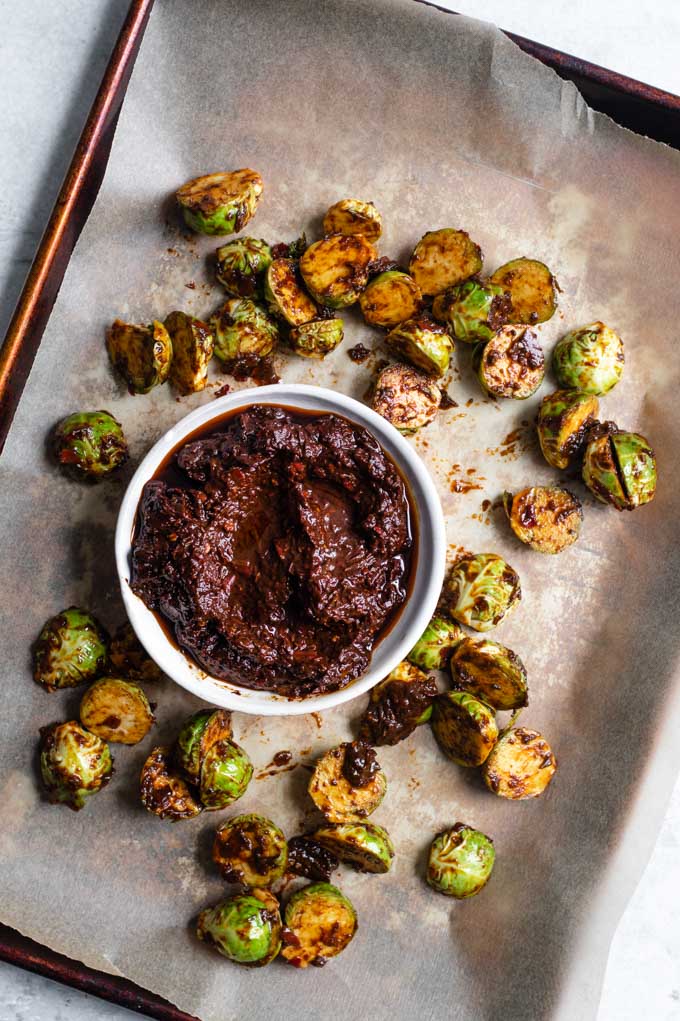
(1, 1, 679, 1017)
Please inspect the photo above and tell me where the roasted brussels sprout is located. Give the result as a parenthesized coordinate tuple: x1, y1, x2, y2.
(431, 692, 498, 767)
(176, 169, 263, 236)
(489, 257, 557, 324)
(211, 297, 279, 364)
(281, 883, 357, 968)
(34, 607, 108, 692)
(322, 198, 382, 242)
(40, 721, 113, 810)
(537, 389, 600, 469)
(79, 677, 154, 744)
(553, 321, 624, 395)
(106, 319, 172, 394)
(200, 739, 253, 811)
(359, 270, 422, 328)
(163, 311, 214, 393)
(432, 279, 511, 344)
(197, 890, 282, 966)
(109, 622, 162, 683)
(445, 553, 521, 632)
(300, 234, 376, 308)
(450, 637, 528, 711)
(372, 363, 441, 433)
(473, 325, 544, 399)
(385, 313, 452, 376)
(503, 486, 583, 553)
(407, 616, 463, 671)
(359, 661, 438, 746)
(264, 258, 317, 325)
(289, 317, 344, 358)
(213, 814, 288, 887)
(174, 709, 233, 784)
(215, 236, 273, 297)
(314, 822, 394, 874)
(308, 743, 386, 823)
(140, 746, 202, 821)
(583, 429, 657, 510)
(427, 824, 495, 898)
(482, 727, 557, 799)
(52, 411, 128, 480)
(409, 228, 483, 296)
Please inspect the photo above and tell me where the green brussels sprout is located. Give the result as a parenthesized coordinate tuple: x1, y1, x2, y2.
(537, 389, 600, 469)
(215, 236, 273, 297)
(197, 890, 282, 966)
(34, 606, 108, 691)
(426, 823, 495, 898)
(140, 746, 202, 821)
(174, 709, 233, 784)
(553, 321, 624, 394)
(176, 169, 263, 236)
(308, 744, 386, 823)
(445, 553, 521, 632)
(40, 720, 113, 810)
(264, 258, 318, 325)
(322, 198, 382, 242)
(79, 677, 154, 745)
(409, 228, 483, 297)
(211, 297, 279, 365)
(473, 325, 545, 399)
(314, 822, 394, 874)
(407, 616, 463, 671)
(583, 429, 657, 510)
(213, 814, 288, 887)
(450, 637, 528, 711)
(359, 271, 422, 328)
(109, 621, 162, 683)
(106, 319, 172, 394)
(359, 661, 439, 746)
(489, 257, 557, 324)
(503, 486, 583, 553)
(300, 234, 376, 308)
(52, 411, 128, 480)
(432, 279, 511, 344)
(482, 727, 557, 799)
(385, 313, 453, 376)
(281, 882, 357, 968)
(289, 317, 344, 358)
(431, 691, 498, 767)
(372, 363, 441, 433)
(200, 739, 253, 810)
(164, 311, 214, 394)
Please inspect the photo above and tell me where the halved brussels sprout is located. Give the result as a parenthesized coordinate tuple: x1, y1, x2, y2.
(489, 257, 557, 324)
(176, 169, 263, 236)
(308, 743, 386, 823)
(445, 553, 521, 632)
(314, 822, 394, 874)
(40, 721, 113, 811)
(34, 606, 108, 692)
(450, 637, 528, 711)
(537, 389, 600, 469)
(200, 739, 253, 810)
(553, 321, 624, 395)
(79, 677, 154, 744)
(106, 319, 172, 394)
(289, 317, 344, 358)
(109, 622, 162, 683)
(372, 363, 441, 433)
(503, 486, 583, 553)
(174, 708, 233, 784)
(264, 258, 317, 325)
(281, 883, 357, 968)
(431, 692, 498, 767)
(583, 430, 657, 510)
(359, 661, 439, 746)
(215, 236, 273, 297)
(482, 727, 557, 799)
(197, 890, 282, 966)
(359, 271, 422, 328)
(164, 311, 214, 393)
(52, 411, 128, 480)
(432, 279, 511, 344)
(213, 814, 288, 887)
(385, 313, 452, 376)
(473, 325, 544, 399)
(427, 823, 495, 898)
(140, 746, 202, 821)
(322, 199, 382, 242)
(211, 297, 279, 364)
(409, 228, 483, 296)
(407, 616, 463, 671)
(300, 234, 376, 308)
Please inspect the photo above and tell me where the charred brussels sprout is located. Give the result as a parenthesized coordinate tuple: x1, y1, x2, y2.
(407, 616, 463, 671)
(427, 824, 495, 898)
(583, 430, 657, 510)
(445, 553, 521, 632)
(79, 677, 154, 744)
(372, 363, 441, 433)
(432, 279, 511, 344)
(106, 319, 172, 394)
(450, 637, 528, 711)
(385, 313, 452, 376)
(359, 661, 438, 746)
(211, 297, 279, 364)
(431, 692, 498, 767)
(215, 236, 272, 297)
(164, 311, 214, 394)
(34, 607, 108, 691)
(482, 727, 557, 799)
(308, 744, 386, 823)
(197, 890, 282, 966)
(52, 411, 128, 480)
(140, 746, 202, 821)
(176, 169, 263, 236)
(200, 739, 253, 810)
(109, 622, 162, 683)
(503, 486, 583, 553)
(174, 709, 233, 784)
(473, 325, 544, 399)
(264, 258, 317, 325)
(289, 317, 344, 358)
(314, 822, 394, 874)
(322, 198, 382, 242)
(213, 814, 288, 887)
(553, 321, 624, 395)
(281, 883, 357, 968)
(537, 389, 599, 469)
(489, 257, 557, 324)
(300, 234, 376, 308)
(409, 228, 483, 296)
(40, 721, 113, 810)
(359, 270, 422, 328)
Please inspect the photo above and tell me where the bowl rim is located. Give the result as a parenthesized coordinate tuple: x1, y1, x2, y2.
(114, 383, 446, 716)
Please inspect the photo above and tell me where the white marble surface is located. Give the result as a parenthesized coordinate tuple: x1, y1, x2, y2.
(1, 1, 679, 1018)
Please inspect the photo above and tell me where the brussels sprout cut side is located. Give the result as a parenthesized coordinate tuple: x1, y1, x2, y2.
(359, 661, 439, 746)
(583, 430, 657, 510)
(314, 822, 395, 874)
(211, 298, 279, 364)
(553, 321, 624, 395)
(450, 637, 528, 711)
(372, 363, 441, 433)
(431, 692, 498, 767)
(482, 728, 557, 799)
(407, 616, 463, 671)
(308, 744, 386, 823)
(215, 236, 273, 297)
(300, 234, 376, 308)
(213, 814, 288, 887)
(80, 677, 154, 744)
(385, 314, 452, 377)
(197, 890, 282, 966)
(489, 257, 557, 324)
(359, 270, 422, 328)
(432, 279, 511, 344)
(40, 721, 113, 810)
(322, 198, 382, 242)
(164, 311, 214, 393)
(537, 389, 600, 470)
(409, 228, 483, 296)
(289, 317, 344, 358)
(473, 324, 545, 399)
(445, 553, 521, 632)
(106, 319, 172, 394)
(52, 411, 128, 480)
(265, 258, 317, 326)
(503, 486, 583, 553)
(140, 747, 202, 821)
(34, 606, 108, 692)
(176, 168, 263, 236)
(281, 883, 357, 968)
(427, 824, 495, 898)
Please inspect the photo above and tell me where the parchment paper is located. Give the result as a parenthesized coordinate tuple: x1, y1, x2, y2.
(2, 2, 680, 1019)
